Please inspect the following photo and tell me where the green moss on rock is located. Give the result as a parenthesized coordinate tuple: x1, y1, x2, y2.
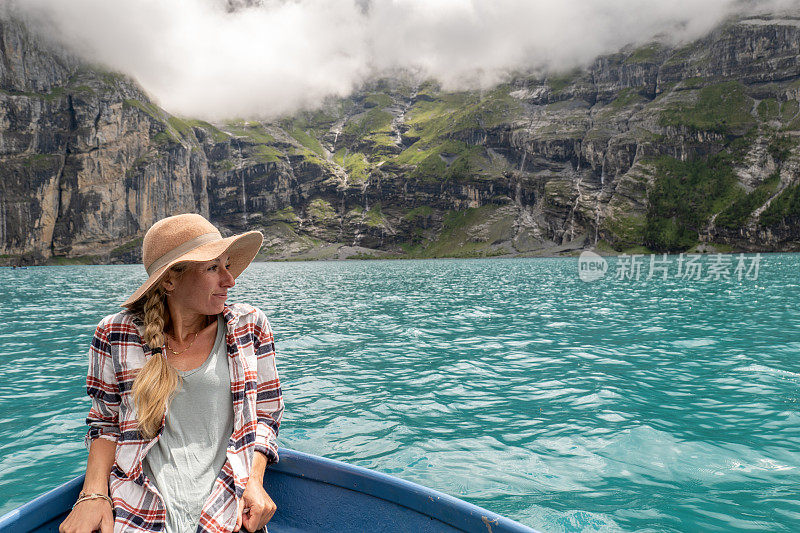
(607, 88, 648, 110)
(716, 172, 780, 229)
(344, 108, 394, 139)
(183, 119, 230, 143)
(254, 145, 283, 163)
(111, 236, 143, 256)
(767, 134, 796, 163)
(759, 183, 800, 227)
(225, 122, 276, 144)
(363, 93, 393, 108)
(659, 81, 756, 134)
(167, 117, 193, 138)
(411, 205, 505, 258)
(269, 207, 301, 225)
(290, 127, 325, 157)
(780, 100, 799, 127)
(404, 206, 433, 221)
(602, 214, 646, 249)
(757, 98, 780, 122)
(397, 139, 486, 183)
(401, 86, 521, 149)
(307, 198, 337, 223)
(365, 203, 385, 228)
(644, 153, 742, 251)
(410, 151, 447, 182)
(625, 43, 663, 64)
(547, 70, 581, 93)
(335, 149, 370, 183)
(123, 99, 163, 122)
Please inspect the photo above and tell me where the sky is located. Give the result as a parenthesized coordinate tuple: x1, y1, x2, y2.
(7, 0, 797, 120)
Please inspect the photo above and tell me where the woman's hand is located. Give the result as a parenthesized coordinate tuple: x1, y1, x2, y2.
(58, 498, 114, 533)
(60, 438, 116, 533)
(235, 479, 276, 532)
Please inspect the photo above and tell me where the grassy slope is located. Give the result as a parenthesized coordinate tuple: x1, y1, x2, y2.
(175, 32, 799, 257)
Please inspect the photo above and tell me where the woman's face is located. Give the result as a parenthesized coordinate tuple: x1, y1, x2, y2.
(163, 253, 235, 317)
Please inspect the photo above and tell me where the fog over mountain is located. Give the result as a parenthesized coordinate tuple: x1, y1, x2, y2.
(6, 0, 799, 119)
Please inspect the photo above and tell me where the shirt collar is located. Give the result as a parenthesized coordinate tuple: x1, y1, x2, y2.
(222, 303, 241, 332)
(129, 303, 243, 337)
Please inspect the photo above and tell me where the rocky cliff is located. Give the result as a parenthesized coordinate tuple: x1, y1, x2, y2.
(1, 12, 799, 265)
(0, 17, 211, 264)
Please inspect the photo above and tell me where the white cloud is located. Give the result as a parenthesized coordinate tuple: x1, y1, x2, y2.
(8, 0, 793, 120)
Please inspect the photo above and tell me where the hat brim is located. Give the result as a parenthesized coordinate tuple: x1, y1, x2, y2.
(121, 230, 263, 308)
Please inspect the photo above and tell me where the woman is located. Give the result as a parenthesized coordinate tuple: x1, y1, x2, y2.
(59, 213, 284, 533)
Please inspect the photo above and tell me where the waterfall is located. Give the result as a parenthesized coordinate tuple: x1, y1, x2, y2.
(567, 165, 583, 242)
(519, 151, 527, 173)
(594, 168, 605, 246)
(594, 209, 600, 246)
(0, 198, 5, 252)
(391, 110, 404, 146)
(240, 172, 248, 226)
(331, 118, 346, 149)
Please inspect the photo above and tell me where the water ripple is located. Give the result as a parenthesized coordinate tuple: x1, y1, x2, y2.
(1, 257, 799, 531)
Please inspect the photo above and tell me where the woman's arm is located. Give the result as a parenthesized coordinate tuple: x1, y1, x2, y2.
(58, 438, 116, 533)
(236, 451, 276, 532)
(252, 309, 284, 464)
(235, 309, 284, 531)
(60, 318, 121, 533)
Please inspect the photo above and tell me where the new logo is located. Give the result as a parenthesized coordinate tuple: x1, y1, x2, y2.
(578, 250, 607, 282)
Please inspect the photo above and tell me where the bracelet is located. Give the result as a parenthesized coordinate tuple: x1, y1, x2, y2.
(73, 492, 113, 509)
(78, 491, 112, 501)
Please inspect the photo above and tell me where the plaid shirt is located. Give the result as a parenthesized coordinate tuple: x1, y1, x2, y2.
(85, 303, 284, 533)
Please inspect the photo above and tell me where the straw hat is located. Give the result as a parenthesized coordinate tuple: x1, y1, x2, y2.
(121, 213, 263, 308)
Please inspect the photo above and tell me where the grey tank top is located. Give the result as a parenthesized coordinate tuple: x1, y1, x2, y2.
(143, 315, 234, 533)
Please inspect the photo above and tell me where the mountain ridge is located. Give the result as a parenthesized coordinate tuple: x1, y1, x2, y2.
(1, 11, 799, 265)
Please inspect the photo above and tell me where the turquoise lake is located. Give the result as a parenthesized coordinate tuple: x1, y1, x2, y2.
(0, 254, 798, 532)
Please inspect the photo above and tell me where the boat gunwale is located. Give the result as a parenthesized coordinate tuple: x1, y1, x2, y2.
(0, 447, 538, 533)
(270, 448, 538, 533)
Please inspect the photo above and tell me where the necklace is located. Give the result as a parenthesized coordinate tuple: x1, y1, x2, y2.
(165, 331, 199, 356)
(164, 317, 208, 355)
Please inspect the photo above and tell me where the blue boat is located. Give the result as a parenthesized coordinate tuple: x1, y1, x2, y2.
(0, 448, 538, 532)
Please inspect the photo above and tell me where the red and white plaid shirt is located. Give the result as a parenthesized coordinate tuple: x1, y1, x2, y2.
(85, 303, 284, 533)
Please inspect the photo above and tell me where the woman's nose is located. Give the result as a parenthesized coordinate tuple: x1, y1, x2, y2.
(222, 268, 235, 288)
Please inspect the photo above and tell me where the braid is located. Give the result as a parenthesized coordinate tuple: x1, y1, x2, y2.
(130, 265, 187, 439)
(143, 285, 168, 355)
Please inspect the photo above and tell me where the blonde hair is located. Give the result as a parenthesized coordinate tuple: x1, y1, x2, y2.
(129, 263, 189, 439)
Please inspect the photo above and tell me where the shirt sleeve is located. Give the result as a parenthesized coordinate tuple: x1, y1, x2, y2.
(253, 309, 284, 464)
(84, 318, 121, 448)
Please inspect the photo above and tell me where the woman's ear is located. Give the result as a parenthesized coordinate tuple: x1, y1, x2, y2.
(160, 272, 175, 293)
